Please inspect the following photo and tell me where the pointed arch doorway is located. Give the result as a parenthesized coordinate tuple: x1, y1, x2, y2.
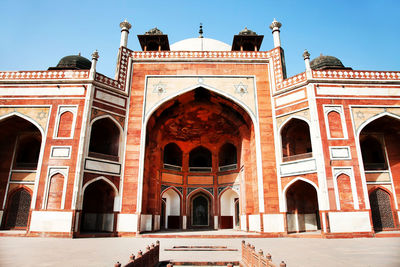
(369, 188, 395, 231)
(81, 179, 117, 233)
(219, 188, 239, 229)
(3, 188, 32, 229)
(285, 180, 320, 233)
(189, 191, 212, 229)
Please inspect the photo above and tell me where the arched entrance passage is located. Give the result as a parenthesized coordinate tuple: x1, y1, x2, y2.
(81, 179, 116, 233)
(189, 191, 212, 228)
(359, 115, 400, 231)
(285, 180, 320, 233)
(0, 115, 42, 230)
(369, 188, 395, 231)
(141, 87, 258, 232)
(3, 188, 31, 229)
(161, 188, 181, 229)
(219, 188, 239, 229)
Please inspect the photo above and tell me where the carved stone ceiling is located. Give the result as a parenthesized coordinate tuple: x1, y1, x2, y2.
(148, 88, 249, 142)
(160, 105, 239, 141)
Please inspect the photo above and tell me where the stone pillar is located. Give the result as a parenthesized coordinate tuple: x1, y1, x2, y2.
(303, 50, 311, 71)
(89, 50, 99, 79)
(119, 19, 132, 47)
(269, 19, 282, 48)
(303, 49, 312, 79)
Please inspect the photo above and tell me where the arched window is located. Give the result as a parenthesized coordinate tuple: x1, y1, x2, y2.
(163, 143, 182, 171)
(281, 118, 312, 162)
(57, 111, 74, 138)
(360, 136, 386, 170)
(359, 114, 400, 175)
(218, 143, 237, 171)
(15, 136, 41, 169)
(189, 146, 212, 172)
(89, 118, 120, 161)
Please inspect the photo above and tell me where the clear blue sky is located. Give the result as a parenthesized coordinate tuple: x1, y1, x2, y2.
(1, 0, 399, 78)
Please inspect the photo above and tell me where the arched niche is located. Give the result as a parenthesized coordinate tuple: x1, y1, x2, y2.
(46, 173, 64, 210)
(57, 111, 74, 138)
(327, 111, 344, 138)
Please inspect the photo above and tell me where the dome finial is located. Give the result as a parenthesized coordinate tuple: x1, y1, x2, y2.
(199, 23, 203, 38)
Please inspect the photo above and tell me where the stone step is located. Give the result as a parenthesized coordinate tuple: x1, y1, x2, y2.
(170, 261, 239, 266)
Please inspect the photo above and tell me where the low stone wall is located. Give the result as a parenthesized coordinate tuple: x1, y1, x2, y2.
(115, 241, 160, 267)
(240, 241, 286, 267)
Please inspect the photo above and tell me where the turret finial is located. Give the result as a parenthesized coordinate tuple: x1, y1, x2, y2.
(199, 23, 203, 38)
(303, 49, 310, 60)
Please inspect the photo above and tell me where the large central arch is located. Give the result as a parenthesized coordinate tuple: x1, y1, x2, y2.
(139, 87, 260, 231)
(357, 114, 400, 231)
(0, 114, 43, 230)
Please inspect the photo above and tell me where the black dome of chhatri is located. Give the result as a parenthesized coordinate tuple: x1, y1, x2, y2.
(238, 27, 257, 36)
(310, 54, 350, 70)
(49, 54, 91, 70)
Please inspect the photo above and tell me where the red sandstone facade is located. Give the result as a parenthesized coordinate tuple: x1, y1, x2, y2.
(0, 20, 399, 238)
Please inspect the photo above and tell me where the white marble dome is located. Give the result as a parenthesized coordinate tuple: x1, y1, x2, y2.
(170, 37, 231, 51)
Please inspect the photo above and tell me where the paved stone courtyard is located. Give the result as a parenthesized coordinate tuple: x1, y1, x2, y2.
(0, 235, 399, 266)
